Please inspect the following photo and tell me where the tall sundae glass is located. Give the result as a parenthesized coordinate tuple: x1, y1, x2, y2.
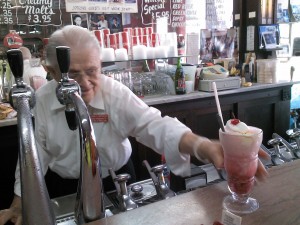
(219, 119, 263, 214)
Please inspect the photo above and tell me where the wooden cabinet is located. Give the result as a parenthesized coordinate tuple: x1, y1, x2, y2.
(0, 125, 18, 210)
(131, 84, 292, 180)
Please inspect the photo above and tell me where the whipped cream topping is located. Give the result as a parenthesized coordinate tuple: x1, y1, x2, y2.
(225, 119, 250, 134)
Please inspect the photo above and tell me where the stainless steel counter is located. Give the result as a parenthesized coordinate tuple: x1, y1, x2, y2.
(86, 159, 300, 225)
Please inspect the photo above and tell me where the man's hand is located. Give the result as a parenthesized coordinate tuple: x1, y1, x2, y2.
(200, 140, 270, 182)
(0, 195, 22, 225)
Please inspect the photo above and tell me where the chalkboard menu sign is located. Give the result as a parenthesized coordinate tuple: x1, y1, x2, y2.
(0, 0, 13, 25)
(0, 0, 62, 26)
(141, 0, 185, 28)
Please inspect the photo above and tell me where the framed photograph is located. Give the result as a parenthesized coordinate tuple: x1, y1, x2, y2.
(71, 13, 89, 29)
(90, 14, 108, 30)
(258, 24, 280, 49)
(106, 14, 123, 34)
(277, 44, 291, 57)
(262, 32, 277, 49)
(276, 0, 290, 23)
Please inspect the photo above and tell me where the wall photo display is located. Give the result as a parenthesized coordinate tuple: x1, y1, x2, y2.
(258, 24, 280, 49)
(262, 32, 278, 49)
(290, 0, 300, 22)
(200, 28, 236, 62)
(65, 0, 137, 13)
(90, 14, 109, 30)
(276, 0, 290, 23)
(71, 13, 89, 29)
(106, 14, 123, 34)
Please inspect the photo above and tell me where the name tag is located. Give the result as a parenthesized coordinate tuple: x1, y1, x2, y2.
(91, 114, 109, 123)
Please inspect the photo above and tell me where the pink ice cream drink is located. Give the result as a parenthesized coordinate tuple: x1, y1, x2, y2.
(219, 119, 263, 195)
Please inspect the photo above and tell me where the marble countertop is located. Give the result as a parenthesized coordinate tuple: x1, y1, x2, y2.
(0, 81, 297, 128)
(0, 117, 17, 127)
(143, 81, 297, 106)
(87, 159, 300, 225)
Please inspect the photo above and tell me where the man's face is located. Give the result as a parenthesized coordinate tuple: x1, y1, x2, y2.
(67, 48, 101, 104)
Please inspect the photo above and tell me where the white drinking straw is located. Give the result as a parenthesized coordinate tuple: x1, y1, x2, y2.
(212, 82, 225, 128)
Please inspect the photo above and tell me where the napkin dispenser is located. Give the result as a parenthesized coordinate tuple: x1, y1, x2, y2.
(198, 77, 241, 92)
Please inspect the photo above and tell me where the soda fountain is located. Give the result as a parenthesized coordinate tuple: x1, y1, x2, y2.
(7, 49, 56, 225)
(55, 46, 106, 223)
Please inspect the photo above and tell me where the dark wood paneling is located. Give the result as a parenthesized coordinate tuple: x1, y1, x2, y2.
(0, 125, 18, 210)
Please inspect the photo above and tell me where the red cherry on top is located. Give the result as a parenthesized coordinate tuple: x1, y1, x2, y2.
(230, 119, 240, 125)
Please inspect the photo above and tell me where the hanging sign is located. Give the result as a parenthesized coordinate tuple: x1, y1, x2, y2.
(0, 0, 62, 26)
(0, 0, 13, 25)
(3, 30, 23, 48)
(206, 0, 232, 29)
(16, 0, 62, 26)
(141, 0, 185, 28)
(65, 0, 138, 13)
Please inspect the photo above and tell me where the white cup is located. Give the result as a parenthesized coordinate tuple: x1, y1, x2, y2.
(101, 48, 115, 62)
(154, 46, 168, 58)
(115, 48, 128, 61)
(132, 45, 147, 60)
(146, 47, 155, 59)
(167, 45, 178, 57)
(185, 80, 194, 93)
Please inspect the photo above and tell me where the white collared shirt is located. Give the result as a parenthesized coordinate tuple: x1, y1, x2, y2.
(14, 74, 191, 196)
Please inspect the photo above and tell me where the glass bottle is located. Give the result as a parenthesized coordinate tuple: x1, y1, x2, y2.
(174, 57, 186, 94)
(142, 59, 150, 72)
(1, 62, 10, 102)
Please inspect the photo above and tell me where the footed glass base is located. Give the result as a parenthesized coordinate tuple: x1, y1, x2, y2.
(223, 195, 259, 214)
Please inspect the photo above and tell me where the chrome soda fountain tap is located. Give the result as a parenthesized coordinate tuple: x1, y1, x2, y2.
(55, 46, 106, 223)
(272, 133, 296, 160)
(286, 130, 300, 158)
(267, 137, 292, 164)
(1, 61, 10, 102)
(143, 160, 176, 200)
(7, 49, 56, 225)
(109, 168, 138, 212)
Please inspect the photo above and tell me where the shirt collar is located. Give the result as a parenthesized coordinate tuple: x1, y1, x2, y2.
(89, 86, 104, 110)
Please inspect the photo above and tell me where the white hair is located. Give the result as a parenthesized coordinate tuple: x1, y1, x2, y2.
(45, 25, 101, 72)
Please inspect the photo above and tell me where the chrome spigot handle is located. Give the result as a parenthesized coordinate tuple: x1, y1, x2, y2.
(289, 130, 300, 144)
(7, 49, 24, 85)
(267, 138, 282, 155)
(6, 49, 56, 225)
(55, 46, 105, 223)
(288, 131, 300, 158)
(144, 161, 175, 200)
(142, 160, 158, 185)
(268, 137, 292, 163)
(114, 173, 131, 196)
(7, 49, 35, 110)
(272, 133, 296, 159)
(114, 173, 138, 211)
(56, 46, 70, 81)
(151, 164, 166, 185)
(55, 46, 79, 130)
(267, 138, 286, 165)
(109, 168, 121, 195)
